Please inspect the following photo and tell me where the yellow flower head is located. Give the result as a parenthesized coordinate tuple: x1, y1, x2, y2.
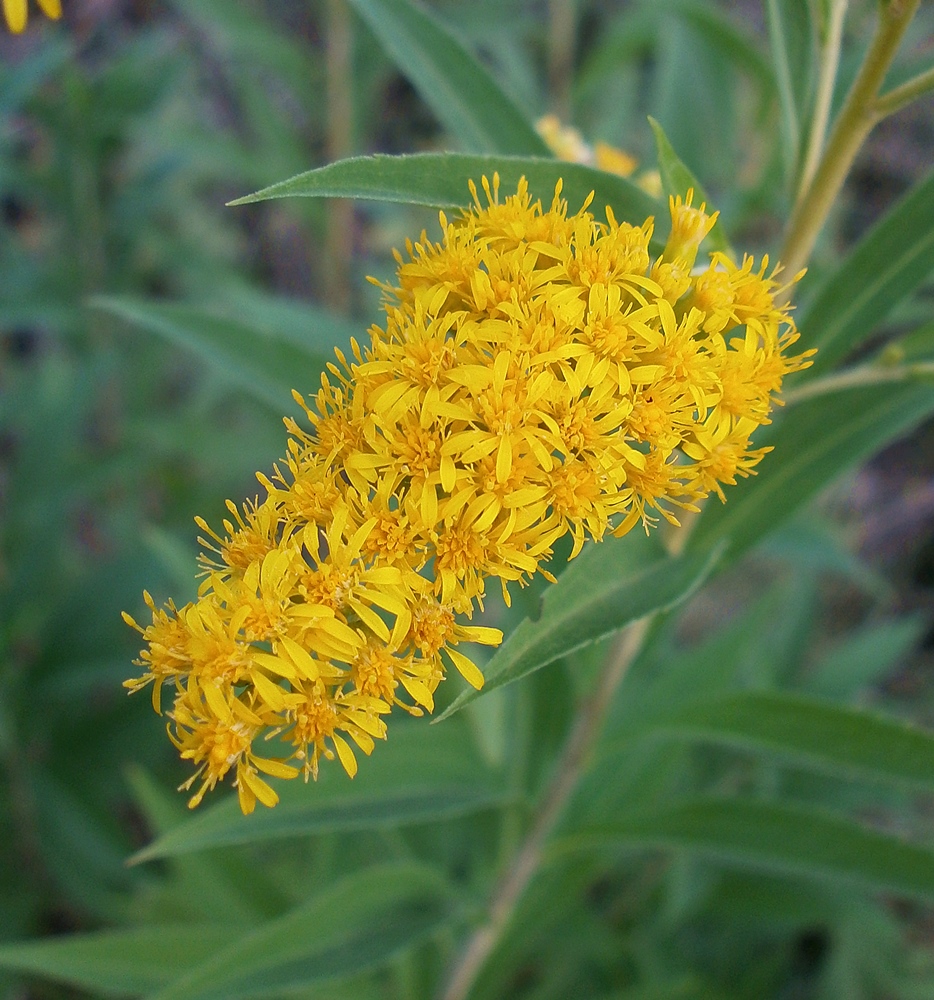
(126, 176, 811, 811)
(3, 0, 60, 33)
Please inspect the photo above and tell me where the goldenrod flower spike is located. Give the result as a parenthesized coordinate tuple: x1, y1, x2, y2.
(3, 0, 60, 33)
(126, 177, 811, 811)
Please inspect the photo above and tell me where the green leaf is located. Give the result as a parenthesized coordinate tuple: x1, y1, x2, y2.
(606, 581, 799, 737)
(0, 37, 71, 116)
(564, 798, 934, 902)
(574, 6, 659, 105)
(699, 869, 842, 925)
(346, 0, 548, 155)
(0, 926, 232, 997)
(765, 0, 814, 184)
(123, 769, 276, 926)
(92, 296, 349, 412)
(435, 534, 723, 722)
(687, 381, 934, 561)
(883, 319, 934, 363)
(228, 152, 661, 227)
(758, 515, 887, 595)
(132, 718, 505, 861)
(135, 787, 506, 864)
(670, 0, 774, 106)
(802, 617, 925, 700)
(647, 117, 730, 254)
(798, 169, 934, 375)
(653, 691, 934, 794)
(28, 772, 134, 922)
(144, 863, 456, 1000)
(170, 0, 316, 96)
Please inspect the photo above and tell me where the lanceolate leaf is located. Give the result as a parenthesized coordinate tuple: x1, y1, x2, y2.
(346, 0, 549, 156)
(132, 719, 505, 861)
(886, 319, 934, 363)
(92, 297, 346, 412)
(798, 169, 934, 375)
(687, 381, 934, 561)
(671, 0, 774, 106)
(803, 617, 926, 700)
(564, 798, 934, 902)
(650, 691, 934, 794)
(648, 116, 730, 254)
(144, 863, 456, 1000)
(133, 787, 508, 863)
(436, 535, 723, 722)
(765, 0, 814, 183)
(228, 152, 661, 227)
(0, 926, 233, 997)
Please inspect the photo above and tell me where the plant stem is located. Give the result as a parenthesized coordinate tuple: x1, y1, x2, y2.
(325, 0, 354, 313)
(795, 0, 848, 206)
(874, 64, 934, 118)
(439, 10, 928, 998)
(780, 0, 921, 283)
(782, 360, 934, 405)
(548, 0, 576, 122)
(439, 617, 651, 1000)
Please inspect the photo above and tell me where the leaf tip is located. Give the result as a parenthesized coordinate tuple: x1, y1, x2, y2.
(226, 194, 259, 207)
(125, 846, 153, 867)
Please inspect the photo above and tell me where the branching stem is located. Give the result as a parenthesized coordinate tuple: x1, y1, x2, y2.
(780, 0, 921, 284)
(439, 5, 928, 997)
(782, 360, 934, 405)
(875, 64, 934, 118)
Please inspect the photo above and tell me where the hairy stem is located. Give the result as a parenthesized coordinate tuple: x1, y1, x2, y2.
(439, 618, 651, 1000)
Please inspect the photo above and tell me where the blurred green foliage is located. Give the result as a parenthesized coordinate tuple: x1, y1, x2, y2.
(1, 1, 934, 999)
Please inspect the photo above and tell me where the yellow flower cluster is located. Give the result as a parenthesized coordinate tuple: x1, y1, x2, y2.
(536, 114, 662, 197)
(536, 114, 637, 177)
(125, 177, 810, 813)
(2, 0, 60, 33)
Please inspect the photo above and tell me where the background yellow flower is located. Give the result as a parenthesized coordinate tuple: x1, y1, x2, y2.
(2, 0, 60, 33)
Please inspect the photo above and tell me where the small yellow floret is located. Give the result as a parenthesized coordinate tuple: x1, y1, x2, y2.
(664, 189, 719, 268)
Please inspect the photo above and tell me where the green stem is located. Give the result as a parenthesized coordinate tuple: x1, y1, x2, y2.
(494, 685, 532, 874)
(795, 0, 848, 206)
(767, 0, 803, 174)
(782, 360, 934, 405)
(438, 618, 651, 1000)
(874, 64, 934, 118)
(325, 0, 354, 313)
(548, 0, 576, 122)
(780, 0, 921, 282)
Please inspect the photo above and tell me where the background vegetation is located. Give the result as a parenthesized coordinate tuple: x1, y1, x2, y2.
(1, 1, 933, 998)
